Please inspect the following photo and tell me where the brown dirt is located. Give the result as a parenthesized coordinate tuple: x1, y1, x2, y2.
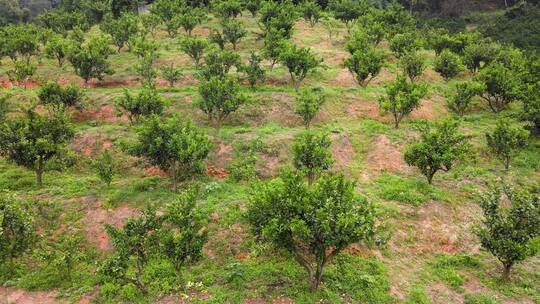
(272, 296, 294, 304)
(73, 104, 129, 123)
(331, 133, 355, 170)
(0, 287, 58, 304)
(70, 132, 113, 157)
(203, 223, 247, 262)
(81, 197, 140, 251)
(207, 165, 230, 179)
(145, 166, 168, 178)
(208, 142, 234, 170)
(410, 95, 448, 121)
(364, 135, 409, 174)
(429, 282, 464, 304)
(343, 94, 389, 122)
(243, 297, 266, 304)
(389, 202, 481, 256)
(0, 78, 40, 89)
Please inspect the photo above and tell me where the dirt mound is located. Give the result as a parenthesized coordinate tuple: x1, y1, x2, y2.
(331, 133, 355, 170)
(1, 287, 58, 304)
(207, 166, 229, 179)
(70, 132, 113, 157)
(82, 198, 140, 251)
(364, 135, 408, 174)
(410, 95, 448, 121)
(73, 104, 128, 123)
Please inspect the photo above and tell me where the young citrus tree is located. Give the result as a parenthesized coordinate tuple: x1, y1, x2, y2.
(197, 75, 247, 128)
(131, 114, 211, 190)
(446, 81, 484, 116)
(279, 43, 322, 90)
(486, 119, 529, 170)
(295, 87, 325, 128)
(343, 47, 385, 87)
(246, 169, 376, 291)
(378, 75, 428, 128)
(475, 184, 540, 281)
(0, 107, 75, 187)
(404, 119, 470, 184)
(292, 131, 334, 184)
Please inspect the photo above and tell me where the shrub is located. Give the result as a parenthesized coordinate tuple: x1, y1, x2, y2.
(475, 183, 540, 281)
(279, 43, 322, 90)
(343, 48, 385, 87)
(197, 75, 247, 128)
(179, 36, 208, 67)
(486, 119, 529, 170)
(446, 81, 484, 116)
(475, 63, 522, 113)
(389, 32, 422, 59)
(92, 149, 117, 187)
(378, 75, 428, 128)
(115, 85, 167, 123)
(292, 131, 334, 184)
(295, 87, 325, 128)
(301, 0, 322, 27)
(434, 50, 463, 80)
(38, 81, 85, 111)
(0, 107, 75, 187)
(222, 19, 247, 50)
(400, 51, 425, 82)
(246, 169, 376, 291)
(241, 52, 266, 89)
(67, 36, 114, 86)
(404, 120, 470, 184)
(131, 115, 211, 190)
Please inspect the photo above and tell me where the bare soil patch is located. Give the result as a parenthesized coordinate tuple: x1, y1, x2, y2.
(331, 133, 355, 170)
(81, 198, 140, 251)
(0, 287, 58, 304)
(364, 135, 409, 174)
(73, 104, 128, 123)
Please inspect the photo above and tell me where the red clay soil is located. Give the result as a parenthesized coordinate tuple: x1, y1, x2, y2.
(0, 287, 58, 304)
(206, 165, 230, 179)
(364, 135, 409, 174)
(72, 104, 129, 123)
(70, 132, 113, 157)
(82, 198, 141, 251)
(331, 133, 355, 170)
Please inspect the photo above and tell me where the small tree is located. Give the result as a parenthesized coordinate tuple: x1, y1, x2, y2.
(246, 169, 376, 291)
(330, 0, 366, 31)
(446, 81, 484, 116)
(7, 60, 36, 89)
(343, 48, 385, 88)
(38, 81, 85, 111)
(463, 40, 500, 73)
(434, 50, 463, 80)
(179, 36, 208, 67)
(301, 0, 322, 27)
(321, 15, 341, 40)
(44, 36, 74, 67)
(486, 119, 529, 170)
(258, 1, 298, 39)
(0, 194, 34, 276)
(135, 54, 158, 85)
(215, 0, 243, 20)
(262, 27, 287, 69)
(379, 75, 428, 128)
(521, 83, 540, 135)
(389, 32, 421, 59)
(92, 149, 117, 186)
(222, 19, 247, 50)
(209, 30, 227, 50)
(132, 114, 211, 190)
(0, 107, 75, 187)
(241, 52, 266, 89)
(292, 131, 334, 184)
(404, 119, 470, 184)
(68, 36, 114, 86)
(162, 187, 208, 282)
(100, 12, 139, 52)
(198, 75, 247, 128)
(475, 184, 540, 281)
(160, 64, 183, 87)
(399, 51, 425, 82)
(115, 85, 166, 123)
(295, 87, 325, 128)
(176, 9, 206, 36)
(475, 63, 522, 113)
(140, 14, 161, 38)
(197, 49, 241, 80)
(279, 43, 322, 91)
(244, 0, 261, 17)
(101, 208, 163, 293)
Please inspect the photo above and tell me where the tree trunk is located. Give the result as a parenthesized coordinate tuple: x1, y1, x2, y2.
(36, 159, 44, 188)
(502, 263, 512, 282)
(505, 157, 510, 170)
